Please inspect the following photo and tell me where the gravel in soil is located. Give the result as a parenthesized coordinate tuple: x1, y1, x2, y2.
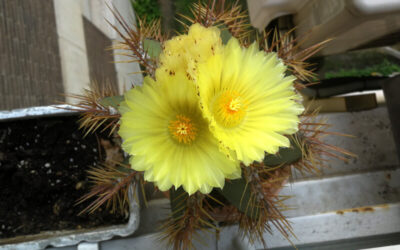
(0, 116, 128, 239)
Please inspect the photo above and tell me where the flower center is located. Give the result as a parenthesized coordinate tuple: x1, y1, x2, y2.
(169, 115, 197, 144)
(213, 91, 246, 128)
(228, 98, 241, 112)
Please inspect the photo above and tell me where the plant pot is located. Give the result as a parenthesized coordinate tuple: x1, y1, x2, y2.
(0, 105, 139, 250)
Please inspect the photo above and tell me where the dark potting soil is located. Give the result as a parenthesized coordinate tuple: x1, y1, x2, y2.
(0, 116, 128, 239)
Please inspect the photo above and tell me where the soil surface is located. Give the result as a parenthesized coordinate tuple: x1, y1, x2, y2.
(0, 116, 128, 239)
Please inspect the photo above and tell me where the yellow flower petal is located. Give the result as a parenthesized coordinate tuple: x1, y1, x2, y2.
(156, 23, 222, 81)
(197, 38, 304, 165)
(119, 72, 240, 195)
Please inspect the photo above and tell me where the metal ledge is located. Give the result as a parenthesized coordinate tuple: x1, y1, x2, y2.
(0, 105, 77, 121)
(217, 203, 400, 249)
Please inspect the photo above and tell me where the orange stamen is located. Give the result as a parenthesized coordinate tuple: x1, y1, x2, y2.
(169, 115, 197, 144)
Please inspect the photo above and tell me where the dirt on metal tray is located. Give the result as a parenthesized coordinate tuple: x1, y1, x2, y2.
(0, 116, 128, 239)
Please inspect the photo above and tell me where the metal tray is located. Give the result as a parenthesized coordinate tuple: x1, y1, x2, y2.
(0, 105, 140, 250)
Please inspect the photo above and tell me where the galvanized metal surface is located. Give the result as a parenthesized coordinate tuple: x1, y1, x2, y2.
(0, 105, 76, 121)
(77, 243, 99, 250)
(292, 107, 399, 179)
(132, 199, 170, 236)
(100, 228, 217, 250)
(267, 202, 400, 248)
(218, 203, 400, 249)
(281, 168, 400, 217)
(0, 107, 140, 250)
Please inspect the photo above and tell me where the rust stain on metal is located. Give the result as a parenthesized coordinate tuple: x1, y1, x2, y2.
(335, 204, 389, 215)
(360, 207, 374, 212)
(376, 204, 390, 209)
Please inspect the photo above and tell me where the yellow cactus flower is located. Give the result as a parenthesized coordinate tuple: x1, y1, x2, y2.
(197, 38, 304, 165)
(118, 73, 240, 195)
(156, 23, 222, 81)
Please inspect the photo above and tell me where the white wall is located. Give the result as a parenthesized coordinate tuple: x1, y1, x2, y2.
(53, 0, 91, 103)
(54, 0, 143, 103)
(81, 0, 144, 93)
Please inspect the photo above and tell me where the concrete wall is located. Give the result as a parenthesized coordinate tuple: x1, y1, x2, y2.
(81, 0, 143, 91)
(53, 0, 90, 103)
(53, 0, 143, 103)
